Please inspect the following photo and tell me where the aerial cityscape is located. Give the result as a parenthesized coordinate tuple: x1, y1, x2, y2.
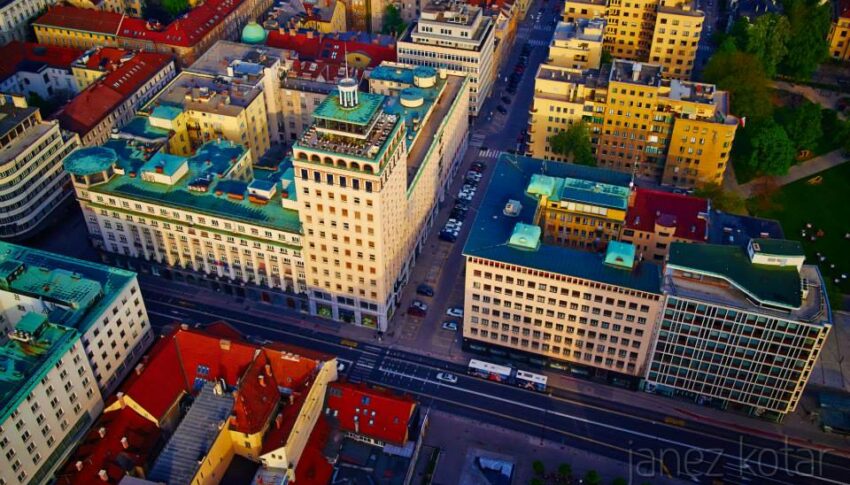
(0, 0, 849, 483)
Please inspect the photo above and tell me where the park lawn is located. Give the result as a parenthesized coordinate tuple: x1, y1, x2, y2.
(748, 162, 850, 304)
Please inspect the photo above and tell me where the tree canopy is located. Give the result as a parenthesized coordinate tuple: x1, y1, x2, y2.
(775, 101, 823, 152)
(549, 122, 596, 166)
(703, 49, 773, 122)
(742, 118, 796, 176)
(382, 5, 406, 36)
(693, 183, 747, 215)
(741, 14, 790, 78)
(780, 0, 831, 79)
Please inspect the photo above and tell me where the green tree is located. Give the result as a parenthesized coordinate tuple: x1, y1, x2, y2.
(382, 5, 406, 36)
(775, 101, 822, 151)
(584, 470, 602, 485)
(693, 183, 747, 215)
(780, 0, 831, 79)
(532, 460, 545, 476)
(611, 479, 628, 485)
(557, 463, 572, 479)
(529, 479, 544, 485)
(743, 118, 796, 175)
(742, 13, 791, 78)
(549, 122, 596, 166)
(601, 49, 613, 65)
(704, 49, 773, 122)
(161, 0, 189, 16)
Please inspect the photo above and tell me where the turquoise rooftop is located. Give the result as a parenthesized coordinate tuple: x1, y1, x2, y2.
(151, 104, 184, 121)
(463, 154, 662, 294)
(526, 171, 631, 210)
(312, 90, 385, 125)
(143, 152, 186, 177)
(370, 65, 437, 85)
(64, 139, 302, 234)
(604, 241, 636, 269)
(64, 146, 117, 176)
(120, 116, 171, 141)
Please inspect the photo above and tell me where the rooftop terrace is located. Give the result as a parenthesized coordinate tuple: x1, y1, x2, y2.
(463, 154, 661, 294)
(666, 243, 830, 324)
(187, 41, 289, 79)
(143, 71, 262, 118)
(63, 135, 302, 233)
(609, 60, 663, 87)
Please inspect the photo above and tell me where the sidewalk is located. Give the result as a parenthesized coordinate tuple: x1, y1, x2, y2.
(770, 81, 847, 117)
(736, 148, 847, 198)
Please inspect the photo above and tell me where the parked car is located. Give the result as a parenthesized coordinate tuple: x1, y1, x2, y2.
(439, 231, 457, 242)
(436, 372, 458, 384)
(501, 95, 512, 104)
(407, 305, 426, 317)
(446, 307, 464, 317)
(471, 162, 486, 171)
(417, 284, 434, 297)
(467, 170, 482, 181)
(442, 320, 459, 331)
(412, 299, 428, 311)
(450, 210, 467, 221)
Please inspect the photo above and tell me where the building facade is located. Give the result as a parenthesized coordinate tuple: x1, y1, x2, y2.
(397, 1, 495, 116)
(549, 18, 605, 70)
(0, 42, 82, 105)
(462, 155, 663, 384)
(828, 0, 850, 60)
(0, 96, 81, 241)
(646, 240, 832, 420)
(0, 0, 58, 44)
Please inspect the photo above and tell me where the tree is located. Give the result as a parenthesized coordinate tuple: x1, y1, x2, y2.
(549, 122, 596, 166)
(532, 460, 545, 476)
(161, 0, 189, 17)
(775, 101, 822, 151)
(382, 5, 406, 36)
(557, 463, 572, 479)
(693, 183, 747, 215)
(742, 13, 791, 78)
(584, 470, 602, 485)
(780, 0, 831, 79)
(611, 479, 628, 485)
(703, 49, 773, 122)
(529, 479, 544, 485)
(743, 118, 796, 176)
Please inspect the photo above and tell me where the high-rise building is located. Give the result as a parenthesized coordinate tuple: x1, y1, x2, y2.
(563, 0, 703, 80)
(0, 95, 80, 240)
(397, 0, 495, 116)
(462, 154, 663, 384)
(291, 63, 469, 329)
(0, 241, 153, 485)
(646, 240, 832, 420)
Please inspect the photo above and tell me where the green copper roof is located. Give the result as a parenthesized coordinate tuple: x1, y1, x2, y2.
(508, 223, 541, 250)
(120, 116, 171, 141)
(313, 90, 385, 126)
(604, 241, 636, 269)
(750, 238, 804, 257)
(241, 21, 267, 44)
(64, 146, 116, 176)
(526, 171, 631, 210)
(463, 154, 661, 294)
(151, 104, 184, 121)
(668, 242, 803, 309)
(142, 152, 186, 178)
(527, 174, 557, 198)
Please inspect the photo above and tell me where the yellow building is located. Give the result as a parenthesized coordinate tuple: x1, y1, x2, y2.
(462, 155, 664, 384)
(828, 0, 850, 60)
(650, 1, 703, 80)
(563, 0, 606, 22)
(549, 18, 605, 69)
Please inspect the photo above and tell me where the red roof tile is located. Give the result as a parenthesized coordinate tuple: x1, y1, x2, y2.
(55, 406, 161, 485)
(0, 42, 83, 82)
(625, 188, 709, 242)
(230, 353, 281, 435)
(34, 6, 123, 35)
(117, 0, 241, 47)
(326, 382, 416, 446)
(293, 414, 333, 484)
(266, 31, 397, 68)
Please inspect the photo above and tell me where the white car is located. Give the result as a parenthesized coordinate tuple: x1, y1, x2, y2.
(446, 307, 464, 318)
(466, 171, 482, 181)
(436, 372, 458, 384)
(442, 321, 459, 331)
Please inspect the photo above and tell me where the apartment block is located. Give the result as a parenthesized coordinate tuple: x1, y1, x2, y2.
(0, 96, 80, 240)
(54, 50, 176, 147)
(828, 0, 850, 60)
(549, 18, 606, 70)
(265, 0, 348, 33)
(291, 63, 469, 329)
(0, 42, 82, 104)
(397, 0, 496, 116)
(646, 240, 832, 420)
(563, 0, 703, 80)
(619, 188, 709, 262)
(462, 154, 663, 384)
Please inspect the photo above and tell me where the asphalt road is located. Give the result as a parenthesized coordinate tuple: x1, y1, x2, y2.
(144, 290, 850, 485)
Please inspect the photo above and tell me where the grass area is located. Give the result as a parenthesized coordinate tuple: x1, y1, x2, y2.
(747, 162, 850, 308)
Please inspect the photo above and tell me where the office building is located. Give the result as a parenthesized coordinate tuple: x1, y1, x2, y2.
(829, 0, 850, 60)
(646, 240, 832, 420)
(462, 154, 663, 384)
(397, 0, 496, 116)
(54, 50, 176, 147)
(619, 188, 709, 262)
(291, 63, 469, 329)
(0, 96, 80, 240)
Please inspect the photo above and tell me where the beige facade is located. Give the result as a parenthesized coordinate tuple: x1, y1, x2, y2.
(397, 2, 496, 116)
(549, 18, 605, 69)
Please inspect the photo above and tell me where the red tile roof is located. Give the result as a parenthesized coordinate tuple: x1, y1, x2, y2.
(287, 59, 360, 83)
(266, 30, 397, 68)
(33, 6, 123, 35)
(230, 353, 281, 435)
(293, 414, 333, 484)
(76, 47, 131, 70)
(54, 50, 173, 135)
(55, 407, 161, 485)
(0, 42, 83, 82)
(326, 382, 416, 446)
(625, 188, 709, 242)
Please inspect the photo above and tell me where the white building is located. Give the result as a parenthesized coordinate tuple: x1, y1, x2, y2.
(0, 95, 80, 240)
(397, 0, 495, 116)
(0, 0, 57, 44)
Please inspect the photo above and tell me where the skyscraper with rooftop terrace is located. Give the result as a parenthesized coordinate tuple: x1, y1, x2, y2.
(291, 63, 469, 330)
(645, 240, 832, 420)
(0, 240, 153, 485)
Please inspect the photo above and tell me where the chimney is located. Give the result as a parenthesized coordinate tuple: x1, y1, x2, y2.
(75, 461, 84, 471)
(98, 470, 108, 481)
(121, 437, 129, 449)
(275, 413, 283, 429)
(258, 374, 266, 387)
(265, 364, 272, 376)
(98, 427, 107, 438)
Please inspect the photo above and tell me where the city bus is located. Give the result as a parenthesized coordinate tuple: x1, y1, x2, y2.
(515, 369, 548, 392)
(468, 359, 512, 383)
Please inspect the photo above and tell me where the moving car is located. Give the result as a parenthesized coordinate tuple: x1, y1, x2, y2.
(436, 372, 458, 384)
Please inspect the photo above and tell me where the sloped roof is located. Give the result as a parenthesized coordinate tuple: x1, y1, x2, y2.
(625, 188, 709, 242)
(326, 382, 416, 446)
(0, 42, 83, 82)
(33, 6, 124, 35)
(266, 30, 397, 68)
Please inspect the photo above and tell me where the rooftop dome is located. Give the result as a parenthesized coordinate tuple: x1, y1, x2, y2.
(241, 22, 267, 45)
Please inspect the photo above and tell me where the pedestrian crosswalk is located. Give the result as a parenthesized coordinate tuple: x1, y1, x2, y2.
(478, 148, 502, 160)
(348, 353, 381, 383)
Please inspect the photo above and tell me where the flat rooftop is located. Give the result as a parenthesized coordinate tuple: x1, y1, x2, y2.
(0, 118, 55, 167)
(666, 243, 830, 324)
(63, 135, 302, 234)
(707, 211, 784, 248)
(463, 154, 662, 294)
(143, 71, 262, 118)
(552, 18, 605, 44)
(609, 60, 663, 87)
(187, 41, 289, 78)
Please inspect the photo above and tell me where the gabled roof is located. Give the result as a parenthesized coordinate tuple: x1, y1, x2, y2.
(0, 42, 83, 82)
(266, 30, 397, 68)
(326, 382, 416, 446)
(117, 0, 242, 47)
(625, 188, 709, 242)
(33, 6, 123, 35)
